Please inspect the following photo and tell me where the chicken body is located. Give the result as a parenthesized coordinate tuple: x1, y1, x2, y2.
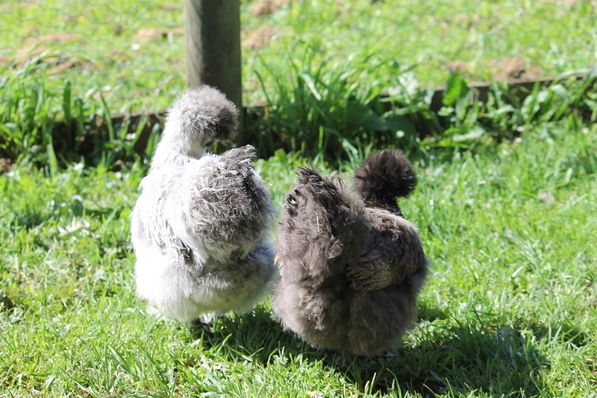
(131, 86, 275, 322)
(272, 151, 427, 355)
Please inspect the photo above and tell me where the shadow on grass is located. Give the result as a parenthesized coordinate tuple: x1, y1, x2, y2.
(190, 305, 548, 397)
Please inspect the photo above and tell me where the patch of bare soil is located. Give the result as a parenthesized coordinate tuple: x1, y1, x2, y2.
(445, 57, 542, 82)
(135, 27, 185, 41)
(10, 33, 95, 73)
(250, 0, 288, 17)
(160, 3, 181, 11)
(16, 33, 78, 59)
(490, 57, 541, 81)
(17, 48, 95, 73)
(445, 60, 474, 78)
(243, 25, 278, 49)
(0, 158, 13, 174)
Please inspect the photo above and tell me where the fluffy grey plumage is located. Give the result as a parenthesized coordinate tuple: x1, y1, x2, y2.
(131, 86, 275, 322)
(272, 150, 428, 355)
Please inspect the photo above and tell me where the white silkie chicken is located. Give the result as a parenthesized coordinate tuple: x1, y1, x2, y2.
(131, 86, 275, 322)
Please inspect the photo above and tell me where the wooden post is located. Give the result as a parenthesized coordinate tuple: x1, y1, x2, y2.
(184, 0, 243, 136)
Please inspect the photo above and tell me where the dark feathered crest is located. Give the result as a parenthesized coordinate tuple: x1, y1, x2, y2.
(296, 167, 347, 209)
(297, 167, 323, 184)
(354, 150, 417, 209)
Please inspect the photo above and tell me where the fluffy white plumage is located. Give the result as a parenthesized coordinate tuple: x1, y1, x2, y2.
(131, 86, 275, 322)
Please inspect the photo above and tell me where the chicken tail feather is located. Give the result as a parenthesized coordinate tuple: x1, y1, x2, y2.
(354, 150, 417, 209)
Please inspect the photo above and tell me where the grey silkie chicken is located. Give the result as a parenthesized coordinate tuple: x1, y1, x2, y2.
(131, 86, 275, 322)
(272, 150, 428, 355)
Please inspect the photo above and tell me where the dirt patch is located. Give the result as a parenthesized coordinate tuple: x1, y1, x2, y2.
(16, 33, 78, 60)
(490, 57, 541, 81)
(0, 158, 12, 174)
(16, 46, 95, 73)
(445, 60, 474, 78)
(12, 33, 95, 72)
(25, 33, 80, 47)
(452, 13, 482, 29)
(244, 25, 278, 49)
(160, 3, 181, 11)
(135, 27, 185, 41)
(48, 56, 95, 74)
(445, 57, 542, 82)
(250, 0, 288, 17)
(537, 191, 554, 205)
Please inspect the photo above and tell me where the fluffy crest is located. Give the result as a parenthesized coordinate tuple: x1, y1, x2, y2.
(168, 85, 239, 143)
(151, 86, 239, 167)
(354, 150, 417, 209)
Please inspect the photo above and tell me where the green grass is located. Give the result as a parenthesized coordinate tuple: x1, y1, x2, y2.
(1, 120, 595, 397)
(1, 1, 596, 396)
(2, 45, 594, 166)
(1, 0, 594, 111)
(1, 1, 595, 165)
